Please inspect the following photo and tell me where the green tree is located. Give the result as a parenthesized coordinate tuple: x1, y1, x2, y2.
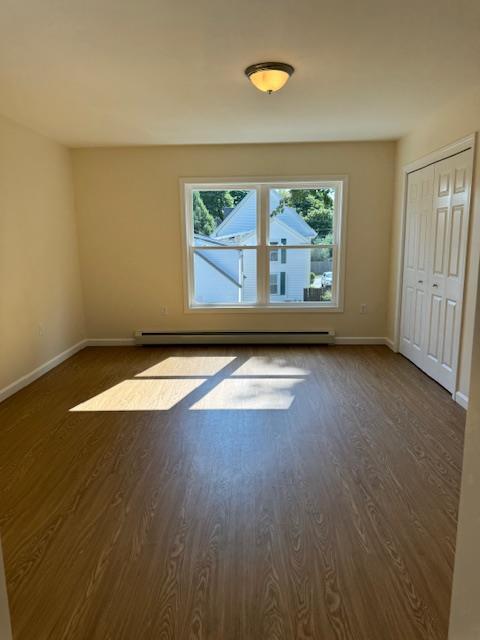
(199, 190, 249, 224)
(199, 191, 234, 225)
(229, 190, 249, 207)
(193, 192, 215, 236)
(273, 189, 334, 243)
(289, 188, 333, 213)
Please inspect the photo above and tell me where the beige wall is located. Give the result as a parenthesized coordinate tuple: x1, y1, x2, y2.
(388, 86, 480, 398)
(0, 115, 85, 392)
(449, 270, 480, 639)
(71, 141, 395, 339)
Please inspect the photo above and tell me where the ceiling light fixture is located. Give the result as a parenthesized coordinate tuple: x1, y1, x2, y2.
(245, 62, 294, 94)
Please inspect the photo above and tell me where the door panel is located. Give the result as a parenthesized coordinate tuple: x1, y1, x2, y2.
(433, 207, 447, 275)
(427, 294, 442, 360)
(417, 213, 428, 272)
(413, 289, 425, 351)
(438, 170, 450, 196)
(454, 167, 467, 193)
(448, 205, 463, 277)
(400, 148, 472, 393)
(403, 285, 414, 342)
(422, 150, 472, 392)
(442, 299, 457, 371)
(400, 165, 434, 368)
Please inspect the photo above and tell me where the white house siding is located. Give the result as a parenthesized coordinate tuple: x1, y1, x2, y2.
(270, 248, 311, 302)
(213, 191, 257, 238)
(269, 219, 311, 302)
(193, 251, 240, 303)
(269, 190, 317, 239)
(241, 249, 257, 303)
(194, 239, 240, 281)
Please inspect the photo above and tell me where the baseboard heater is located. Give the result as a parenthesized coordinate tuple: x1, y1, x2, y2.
(134, 330, 335, 345)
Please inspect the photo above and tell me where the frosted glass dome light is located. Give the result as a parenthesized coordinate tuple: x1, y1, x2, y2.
(245, 62, 294, 94)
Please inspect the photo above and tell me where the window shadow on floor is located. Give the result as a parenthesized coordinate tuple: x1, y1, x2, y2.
(69, 353, 311, 413)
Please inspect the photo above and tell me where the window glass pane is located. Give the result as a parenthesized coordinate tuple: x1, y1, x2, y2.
(269, 188, 335, 244)
(193, 189, 256, 245)
(269, 247, 333, 303)
(193, 248, 257, 304)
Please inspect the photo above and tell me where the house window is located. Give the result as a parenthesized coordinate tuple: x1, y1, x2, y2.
(270, 272, 287, 296)
(182, 178, 346, 310)
(270, 273, 279, 294)
(271, 239, 287, 263)
(270, 242, 279, 262)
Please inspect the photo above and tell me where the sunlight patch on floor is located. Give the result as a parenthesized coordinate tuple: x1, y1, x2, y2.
(135, 356, 237, 377)
(231, 357, 310, 377)
(190, 378, 302, 410)
(70, 378, 206, 411)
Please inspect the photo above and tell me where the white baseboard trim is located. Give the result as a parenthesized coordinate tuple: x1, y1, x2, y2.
(0, 339, 88, 404)
(334, 337, 390, 345)
(0, 335, 398, 405)
(454, 391, 469, 410)
(384, 337, 396, 351)
(86, 338, 136, 346)
(90, 337, 397, 348)
(89, 337, 393, 347)
(91, 336, 394, 347)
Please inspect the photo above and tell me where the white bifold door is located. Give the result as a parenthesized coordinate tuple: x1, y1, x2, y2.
(400, 149, 473, 393)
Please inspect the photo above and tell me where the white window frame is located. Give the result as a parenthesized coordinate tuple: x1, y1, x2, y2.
(180, 176, 348, 313)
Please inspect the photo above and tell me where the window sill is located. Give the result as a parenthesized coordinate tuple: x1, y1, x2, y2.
(185, 303, 343, 314)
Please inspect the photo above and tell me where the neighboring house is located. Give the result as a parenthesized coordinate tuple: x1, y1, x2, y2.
(193, 235, 245, 304)
(194, 190, 316, 303)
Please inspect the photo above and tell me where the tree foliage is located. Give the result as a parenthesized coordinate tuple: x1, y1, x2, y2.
(273, 188, 334, 243)
(193, 191, 215, 236)
(193, 190, 249, 235)
(198, 190, 249, 225)
(229, 190, 249, 207)
(198, 191, 234, 225)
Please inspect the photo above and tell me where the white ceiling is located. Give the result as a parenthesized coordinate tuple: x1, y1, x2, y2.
(1, 0, 479, 146)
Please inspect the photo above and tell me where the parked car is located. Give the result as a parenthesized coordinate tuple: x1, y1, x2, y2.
(321, 271, 333, 287)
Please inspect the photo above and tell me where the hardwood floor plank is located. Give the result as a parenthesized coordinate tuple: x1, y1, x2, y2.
(0, 345, 465, 639)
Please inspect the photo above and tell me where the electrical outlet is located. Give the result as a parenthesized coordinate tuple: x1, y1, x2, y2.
(360, 304, 367, 314)
(38, 324, 45, 336)
(159, 306, 168, 316)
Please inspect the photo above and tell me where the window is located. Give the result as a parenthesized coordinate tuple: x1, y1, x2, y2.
(270, 239, 287, 264)
(270, 273, 279, 294)
(270, 242, 279, 262)
(182, 178, 346, 311)
(270, 272, 286, 296)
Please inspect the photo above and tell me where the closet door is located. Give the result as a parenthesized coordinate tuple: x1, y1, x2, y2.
(400, 149, 472, 393)
(422, 151, 472, 392)
(400, 164, 434, 370)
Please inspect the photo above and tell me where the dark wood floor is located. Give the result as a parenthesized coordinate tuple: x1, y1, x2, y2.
(0, 345, 465, 640)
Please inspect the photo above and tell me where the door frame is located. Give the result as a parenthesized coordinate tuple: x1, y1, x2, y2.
(394, 133, 476, 399)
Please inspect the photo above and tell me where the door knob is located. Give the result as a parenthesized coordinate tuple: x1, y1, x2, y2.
(418, 280, 423, 284)
(432, 283, 438, 288)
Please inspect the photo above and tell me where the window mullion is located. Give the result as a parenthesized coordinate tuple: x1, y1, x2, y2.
(332, 244, 338, 305)
(257, 185, 269, 305)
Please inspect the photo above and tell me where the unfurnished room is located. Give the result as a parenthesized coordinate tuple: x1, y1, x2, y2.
(0, 1, 480, 639)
